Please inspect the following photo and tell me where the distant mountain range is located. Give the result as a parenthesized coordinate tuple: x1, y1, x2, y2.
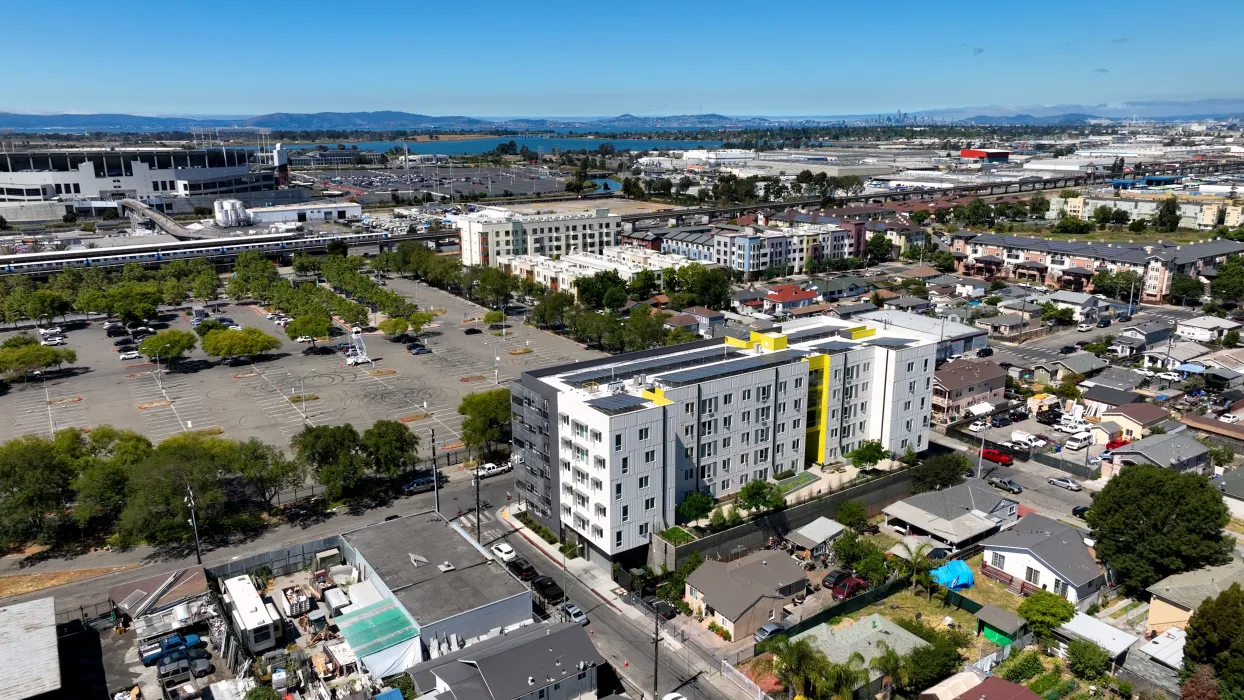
(2, 99, 1244, 132)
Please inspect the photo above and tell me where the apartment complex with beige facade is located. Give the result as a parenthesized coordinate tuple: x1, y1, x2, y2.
(451, 206, 621, 267)
(497, 247, 695, 297)
(951, 232, 1244, 302)
(1048, 193, 1244, 230)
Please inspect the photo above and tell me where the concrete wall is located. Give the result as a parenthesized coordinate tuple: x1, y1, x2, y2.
(650, 469, 914, 571)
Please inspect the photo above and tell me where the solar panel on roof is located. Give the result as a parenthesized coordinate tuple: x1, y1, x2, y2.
(561, 346, 739, 387)
(806, 340, 855, 353)
(864, 336, 919, 348)
(586, 394, 651, 415)
(657, 349, 805, 386)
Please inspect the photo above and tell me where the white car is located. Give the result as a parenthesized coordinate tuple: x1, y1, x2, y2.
(1048, 477, 1083, 491)
(999, 441, 1021, 450)
(345, 355, 373, 366)
(563, 603, 588, 626)
(119, 351, 141, 361)
(491, 543, 517, 562)
(968, 420, 988, 432)
(1027, 436, 1048, 448)
(102, 321, 122, 329)
(228, 325, 243, 331)
(350, 325, 363, 334)
(40, 337, 65, 346)
(295, 336, 315, 343)
(1157, 372, 1181, 382)
(264, 312, 279, 319)
(1220, 414, 1242, 424)
(1077, 323, 1093, 332)
(38, 326, 64, 336)
(275, 319, 290, 327)
(1131, 367, 1155, 377)
(1056, 422, 1086, 433)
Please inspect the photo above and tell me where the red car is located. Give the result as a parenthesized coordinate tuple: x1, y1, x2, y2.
(1105, 438, 1130, 450)
(980, 448, 1014, 466)
(832, 576, 868, 601)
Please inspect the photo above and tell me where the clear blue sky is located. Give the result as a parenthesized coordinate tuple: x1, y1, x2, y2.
(7, 0, 1243, 117)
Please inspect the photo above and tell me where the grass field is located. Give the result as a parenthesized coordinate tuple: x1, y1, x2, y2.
(963, 554, 1024, 613)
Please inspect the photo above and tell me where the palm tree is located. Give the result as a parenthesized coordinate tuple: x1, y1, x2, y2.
(895, 540, 942, 600)
(869, 641, 908, 700)
(751, 636, 830, 700)
(819, 651, 868, 700)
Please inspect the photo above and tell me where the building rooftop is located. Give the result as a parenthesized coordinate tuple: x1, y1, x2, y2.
(1145, 340, 1212, 363)
(1081, 385, 1143, 407)
(0, 597, 60, 700)
(787, 517, 846, 550)
(108, 565, 209, 617)
(1103, 402, 1170, 426)
(857, 309, 984, 341)
(1058, 613, 1139, 658)
(1109, 432, 1207, 469)
(1179, 316, 1242, 330)
(883, 483, 1015, 545)
(1085, 367, 1144, 392)
(343, 513, 528, 626)
(981, 514, 1102, 586)
(974, 605, 1025, 635)
(685, 551, 807, 621)
(1051, 352, 1108, 375)
(935, 361, 1006, 392)
(1146, 558, 1244, 610)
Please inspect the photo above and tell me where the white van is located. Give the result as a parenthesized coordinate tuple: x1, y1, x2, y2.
(1011, 430, 1035, 446)
(1064, 432, 1094, 450)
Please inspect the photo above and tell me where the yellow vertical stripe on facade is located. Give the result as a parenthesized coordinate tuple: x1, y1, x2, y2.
(802, 354, 831, 464)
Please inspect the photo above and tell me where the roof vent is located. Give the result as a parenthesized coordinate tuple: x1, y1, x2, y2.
(528, 677, 535, 685)
(437, 561, 456, 572)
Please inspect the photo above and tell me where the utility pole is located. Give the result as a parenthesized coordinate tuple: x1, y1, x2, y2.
(652, 606, 661, 700)
(475, 459, 482, 545)
(431, 427, 439, 514)
(185, 485, 203, 565)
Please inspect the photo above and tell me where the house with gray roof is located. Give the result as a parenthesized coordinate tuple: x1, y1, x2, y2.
(830, 301, 883, 320)
(683, 550, 807, 640)
(794, 614, 928, 699)
(997, 300, 1046, 322)
(981, 514, 1106, 609)
(883, 482, 1019, 549)
(1031, 352, 1108, 384)
(1142, 340, 1211, 370)
(786, 516, 846, 557)
(1081, 385, 1143, 417)
(1145, 558, 1244, 634)
(809, 276, 869, 301)
(1039, 290, 1102, 322)
(1084, 366, 1145, 392)
(1118, 321, 1174, 348)
(883, 295, 933, 313)
(406, 622, 605, 700)
(975, 313, 1029, 336)
(1107, 432, 1209, 477)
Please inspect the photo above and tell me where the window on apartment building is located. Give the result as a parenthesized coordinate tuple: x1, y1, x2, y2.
(723, 393, 733, 405)
(684, 425, 694, 438)
(700, 420, 714, 436)
(775, 443, 784, 456)
(740, 453, 749, 465)
(909, 381, 916, 393)
(644, 497, 655, 511)
(777, 401, 787, 414)
(742, 389, 752, 401)
(1025, 567, 1040, 585)
(756, 447, 769, 462)
(638, 475, 650, 489)
(795, 377, 803, 389)
(638, 427, 650, 441)
(616, 531, 623, 548)
(721, 457, 731, 472)
(684, 402, 694, 415)
(614, 483, 622, 501)
(590, 430, 601, 443)
(560, 413, 569, 425)
(639, 523, 649, 536)
(684, 446, 693, 458)
(759, 387, 771, 402)
(723, 415, 732, 429)
(614, 434, 622, 452)
(792, 439, 800, 451)
(793, 418, 802, 430)
(722, 436, 732, 449)
(991, 552, 1005, 569)
(592, 478, 602, 491)
(621, 505, 629, 522)
(904, 400, 911, 412)
(778, 381, 787, 393)
(644, 449, 655, 463)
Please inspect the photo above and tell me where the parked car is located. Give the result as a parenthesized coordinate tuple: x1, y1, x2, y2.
(821, 569, 850, 590)
(563, 602, 589, 626)
(990, 415, 1012, 428)
(979, 448, 1014, 466)
(103, 320, 123, 329)
(1132, 367, 1155, 377)
(106, 327, 129, 337)
(475, 462, 511, 478)
(1117, 314, 1132, 322)
(1009, 410, 1029, 422)
(37, 326, 64, 336)
(507, 557, 537, 581)
(1048, 477, 1083, 491)
(1072, 505, 1090, 519)
(1056, 422, 1087, 434)
(976, 347, 994, 357)
(968, 420, 988, 432)
(987, 476, 1023, 494)
(1097, 318, 1112, 328)
(754, 621, 787, 643)
(1059, 345, 1077, 354)
(532, 576, 565, 606)
(1157, 372, 1181, 382)
(464, 328, 483, 335)
(1220, 414, 1242, 424)
(1036, 411, 1063, 426)
(409, 346, 432, 355)
(302, 346, 335, 356)
(1077, 323, 1093, 332)
(1105, 438, 1130, 450)
(831, 576, 868, 601)
(119, 351, 142, 361)
(491, 542, 517, 562)
(643, 596, 679, 620)
(295, 336, 315, 343)
(999, 361, 1013, 369)
(40, 336, 65, 346)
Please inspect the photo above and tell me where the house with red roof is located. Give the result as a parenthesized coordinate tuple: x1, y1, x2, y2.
(763, 284, 819, 316)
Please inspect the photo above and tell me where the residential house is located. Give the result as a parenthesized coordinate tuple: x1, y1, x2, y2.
(1107, 335, 1148, 358)
(1080, 385, 1143, 418)
(763, 284, 819, 316)
(1083, 367, 1145, 392)
(679, 306, 725, 338)
(1206, 366, 1244, 392)
(857, 309, 989, 360)
(1145, 559, 1244, 634)
(1198, 346, 1244, 372)
(924, 675, 1043, 700)
(1031, 352, 1108, 384)
(1176, 316, 1242, 343)
(976, 314, 1029, 336)
(830, 302, 882, 320)
(1090, 421, 1124, 446)
(683, 551, 807, 640)
(663, 314, 700, 335)
(997, 300, 1047, 323)
(927, 274, 987, 298)
(809, 276, 869, 302)
(933, 361, 1006, 419)
(406, 622, 606, 700)
(1040, 290, 1102, 323)
(895, 264, 942, 282)
(731, 289, 766, 315)
(973, 607, 1028, 649)
(786, 517, 846, 558)
(883, 482, 1020, 550)
(1106, 432, 1209, 477)
(794, 615, 928, 699)
(1142, 340, 1211, 370)
(1118, 321, 1174, 348)
(789, 302, 834, 319)
(980, 514, 1108, 609)
(1122, 627, 1186, 699)
(1053, 613, 1139, 672)
(1101, 403, 1172, 441)
(883, 296, 934, 314)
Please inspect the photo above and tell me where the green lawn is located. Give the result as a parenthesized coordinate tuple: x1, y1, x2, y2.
(1110, 601, 1142, 619)
(776, 471, 818, 496)
(868, 586, 977, 630)
(658, 526, 694, 545)
(962, 554, 1024, 613)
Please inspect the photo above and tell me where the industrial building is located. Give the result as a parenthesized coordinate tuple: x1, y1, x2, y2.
(451, 206, 621, 267)
(510, 315, 937, 569)
(1046, 193, 1244, 230)
(214, 200, 363, 226)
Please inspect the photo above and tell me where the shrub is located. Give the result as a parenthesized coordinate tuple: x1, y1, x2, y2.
(1029, 670, 1063, 695)
(1066, 639, 1110, 680)
(773, 469, 796, 481)
(1116, 681, 1133, 698)
(1085, 601, 1101, 616)
(516, 511, 558, 544)
(1001, 650, 1046, 683)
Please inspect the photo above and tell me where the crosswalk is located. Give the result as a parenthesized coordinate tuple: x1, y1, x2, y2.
(0, 379, 89, 440)
(457, 507, 508, 544)
(127, 368, 219, 441)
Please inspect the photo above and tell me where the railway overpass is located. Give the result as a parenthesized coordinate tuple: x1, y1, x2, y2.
(119, 199, 191, 237)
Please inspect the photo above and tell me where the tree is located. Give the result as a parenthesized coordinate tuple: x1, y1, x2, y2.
(896, 619, 971, 693)
(1155, 196, 1182, 233)
(361, 420, 419, 478)
(0, 434, 76, 550)
(750, 636, 830, 700)
(326, 240, 349, 257)
(458, 388, 511, 457)
(835, 500, 868, 532)
(1170, 274, 1205, 305)
(138, 329, 197, 363)
(1215, 257, 1244, 303)
(738, 480, 783, 512)
(377, 317, 410, 338)
(234, 439, 303, 513)
(1226, 329, 1240, 348)
(244, 686, 284, 700)
(1182, 666, 1222, 700)
(116, 433, 232, 546)
(676, 490, 715, 523)
(822, 652, 869, 700)
(865, 233, 893, 263)
(193, 319, 227, 338)
(1052, 217, 1093, 234)
(1086, 463, 1232, 592)
(622, 306, 669, 352)
(1017, 590, 1076, 639)
(627, 269, 658, 300)
(285, 315, 331, 344)
(1092, 204, 1115, 223)
(1185, 583, 1244, 691)
(0, 344, 77, 379)
(846, 440, 888, 469)
(869, 641, 908, 700)
(1066, 639, 1110, 680)
(531, 291, 575, 328)
(1028, 194, 1050, 219)
(291, 425, 365, 499)
(25, 290, 71, 323)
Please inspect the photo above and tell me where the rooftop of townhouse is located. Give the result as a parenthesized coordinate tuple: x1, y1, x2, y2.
(453, 206, 614, 224)
(535, 316, 936, 417)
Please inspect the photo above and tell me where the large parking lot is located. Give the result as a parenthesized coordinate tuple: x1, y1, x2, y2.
(322, 167, 569, 204)
(966, 412, 1110, 468)
(0, 281, 603, 452)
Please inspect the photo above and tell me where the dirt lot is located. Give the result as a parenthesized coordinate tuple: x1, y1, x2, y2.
(0, 563, 141, 598)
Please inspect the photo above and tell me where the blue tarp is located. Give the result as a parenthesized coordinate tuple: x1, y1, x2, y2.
(1176, 364, 1205, 374)
(931, 560, 975, 590)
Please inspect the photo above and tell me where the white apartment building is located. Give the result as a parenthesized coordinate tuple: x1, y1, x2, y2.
(451, 206, 622, 267)
(510, 316, 936, 570)
(679, 149, 757, 166)
(498, 247, 696, 297)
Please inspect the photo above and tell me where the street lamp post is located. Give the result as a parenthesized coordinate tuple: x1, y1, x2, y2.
(561, 540, 581, 610)
(430, 427, 439, 514)
(300, 369, 316, 421)
(184, 485, 203, 565)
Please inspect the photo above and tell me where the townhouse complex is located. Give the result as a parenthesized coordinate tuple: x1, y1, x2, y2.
(497, 246, 694, 297)
(1047, 193, 1244, 230)
(509, 315, 937, 570)
(951, 232, 1244, 302)
(451, 206, 622, 266)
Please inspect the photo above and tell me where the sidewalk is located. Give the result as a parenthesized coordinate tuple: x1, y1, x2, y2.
(498, 505, 749, 700)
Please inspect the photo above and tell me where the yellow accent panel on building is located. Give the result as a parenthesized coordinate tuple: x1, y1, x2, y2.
(750, 331, 788, 351)
(802, 354, 831, 463)
(723, 336, 751, 349)
(842, 325, 877, 340)
(641, 387, 673, 406)
(1145, 597, 1193, 634)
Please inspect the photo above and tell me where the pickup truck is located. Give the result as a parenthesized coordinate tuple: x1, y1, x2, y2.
(140, 633, 201, 666)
